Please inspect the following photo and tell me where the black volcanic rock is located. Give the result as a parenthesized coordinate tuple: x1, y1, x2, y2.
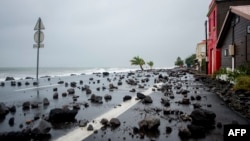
(123, 95, 132, 101)
(8, 117, 14, 126)
(143, 96, 153, 103)
(190, 108, 216, 127)
(22, 101, 30, 110)
(5, 77, 15, 81)
(48, 108, 78, 123)
(9, 105, 16, 113)
(138, 117, 160, 130)
(187, 124, 206, 138)
(0, 82, 5, 86)
(79, 119, 88, 127)
(0, 103, 9, 117)
(43, 98, 50, 106)
(161, 97, 170, 107)
(100, 118, 109, 126)
(58, 81, 64, 84)
(104, 94, 112, 100)
(86, 88, 92, 94)
(53, 93, 59, 99)
(129, 88, 136, 92)
(126, 79, 137, 85)
(178, 128, 191, 139)
(67, 88, 75, 94)
(53, 88, 57, 92)
(31, 119, 52, 135)
(87, 124, 94, 131)
(103, 72, 109, 76)
(70, 82, 77, 87)
(137, 92, 146, 99)
(89, 94, 103, 104)
(110, 118, 121, 128)
(31, 102, 39, 109)
(25, 82, 30, 86)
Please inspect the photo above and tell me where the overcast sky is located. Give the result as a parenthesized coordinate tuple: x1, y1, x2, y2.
(0, 0, 211, 68)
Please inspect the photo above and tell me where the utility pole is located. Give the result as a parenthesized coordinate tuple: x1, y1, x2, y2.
(205, 20, 208, 75)
(33, 17, 45, 85)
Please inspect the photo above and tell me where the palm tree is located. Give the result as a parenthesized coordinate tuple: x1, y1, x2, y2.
(175, 56, 184, 67)
(147, 61, 154, 70)
(130, 56, 145, 71)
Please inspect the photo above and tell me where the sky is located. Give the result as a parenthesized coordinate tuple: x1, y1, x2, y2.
(0, 0, 211, 68)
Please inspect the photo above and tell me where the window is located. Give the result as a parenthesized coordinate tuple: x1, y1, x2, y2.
(201, 46, 206, 53)
(224, 49, 228, 56)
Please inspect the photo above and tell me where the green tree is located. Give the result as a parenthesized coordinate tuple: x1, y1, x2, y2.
(185, 54, 196, 68)
(130, 56, 145, 71)
(175, 56, 184, 67)
(147, 61, 154, 70)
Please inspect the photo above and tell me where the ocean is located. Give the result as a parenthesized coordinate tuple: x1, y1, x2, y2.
(0, 67, 139, 81)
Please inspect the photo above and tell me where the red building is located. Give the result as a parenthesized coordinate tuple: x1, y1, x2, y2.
(207, 0, 250, 74)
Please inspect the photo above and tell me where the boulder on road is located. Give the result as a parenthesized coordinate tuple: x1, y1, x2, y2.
(67, 88, 75, 94)
(138, 117, 160, 130)
(31, 119, 52, 135)
(48, 108, 78, 123)
(143, 96, 153, 103)
(0, 103, 9, 117)
(43, 98, 50, 106)
(190, 108, 216, 127)
(110, 118, 121, 128)
(123, 95, 132, 101)
(137, 92, 146, 99)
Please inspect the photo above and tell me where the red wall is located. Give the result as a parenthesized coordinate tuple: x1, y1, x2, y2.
(208, 1, 221, 74)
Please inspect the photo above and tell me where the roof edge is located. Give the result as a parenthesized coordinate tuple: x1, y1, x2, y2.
(216, 5, 250, 48)
(231, 6, 250, 20)
(216, 8, 232, 48)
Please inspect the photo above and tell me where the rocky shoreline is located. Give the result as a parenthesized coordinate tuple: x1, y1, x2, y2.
(193, 72, 250, 121)
(0, 68, 249, 141)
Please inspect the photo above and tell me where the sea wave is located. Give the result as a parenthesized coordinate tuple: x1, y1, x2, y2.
(0, 67, 138, 81)
(0, 66, 176, 81)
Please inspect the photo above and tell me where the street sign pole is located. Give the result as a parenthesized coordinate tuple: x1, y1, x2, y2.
(34, 17, 45, 85)
(36, 19, 40, 84)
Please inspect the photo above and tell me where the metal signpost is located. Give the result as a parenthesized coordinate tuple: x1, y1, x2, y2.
(33, 17, 45, 85)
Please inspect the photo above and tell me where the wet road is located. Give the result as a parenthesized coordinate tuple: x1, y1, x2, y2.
(0, 70, 249, 141)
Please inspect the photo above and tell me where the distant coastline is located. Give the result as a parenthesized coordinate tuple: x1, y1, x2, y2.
(0, 66, 176, 81)
(0, 67, 134, 81)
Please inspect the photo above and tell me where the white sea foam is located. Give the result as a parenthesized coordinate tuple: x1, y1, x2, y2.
(0, 67, 138, 81)
(0, 66, 174, 82)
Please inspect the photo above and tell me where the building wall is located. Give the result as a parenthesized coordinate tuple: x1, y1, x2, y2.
(207, 0, 250, 74)
(217, 1, 250, 37)
(234, 16, 250, 67)
(208, 1, 217, 74)
(220, 22, 233, 68)
(220, 15, 250, 69)
(196, 41, 206, 63)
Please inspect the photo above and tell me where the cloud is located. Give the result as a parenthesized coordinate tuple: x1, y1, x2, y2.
(0, 0, 211, 68)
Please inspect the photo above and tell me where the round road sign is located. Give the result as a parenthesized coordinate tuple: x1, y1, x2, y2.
(34, 31, 44, 43)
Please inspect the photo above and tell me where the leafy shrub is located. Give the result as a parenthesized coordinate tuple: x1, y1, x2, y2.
(212, 65, 250, 82)
(237, 63, 250, 75)
(234, 75, 250, 91)
(212, 67, 227, 79)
